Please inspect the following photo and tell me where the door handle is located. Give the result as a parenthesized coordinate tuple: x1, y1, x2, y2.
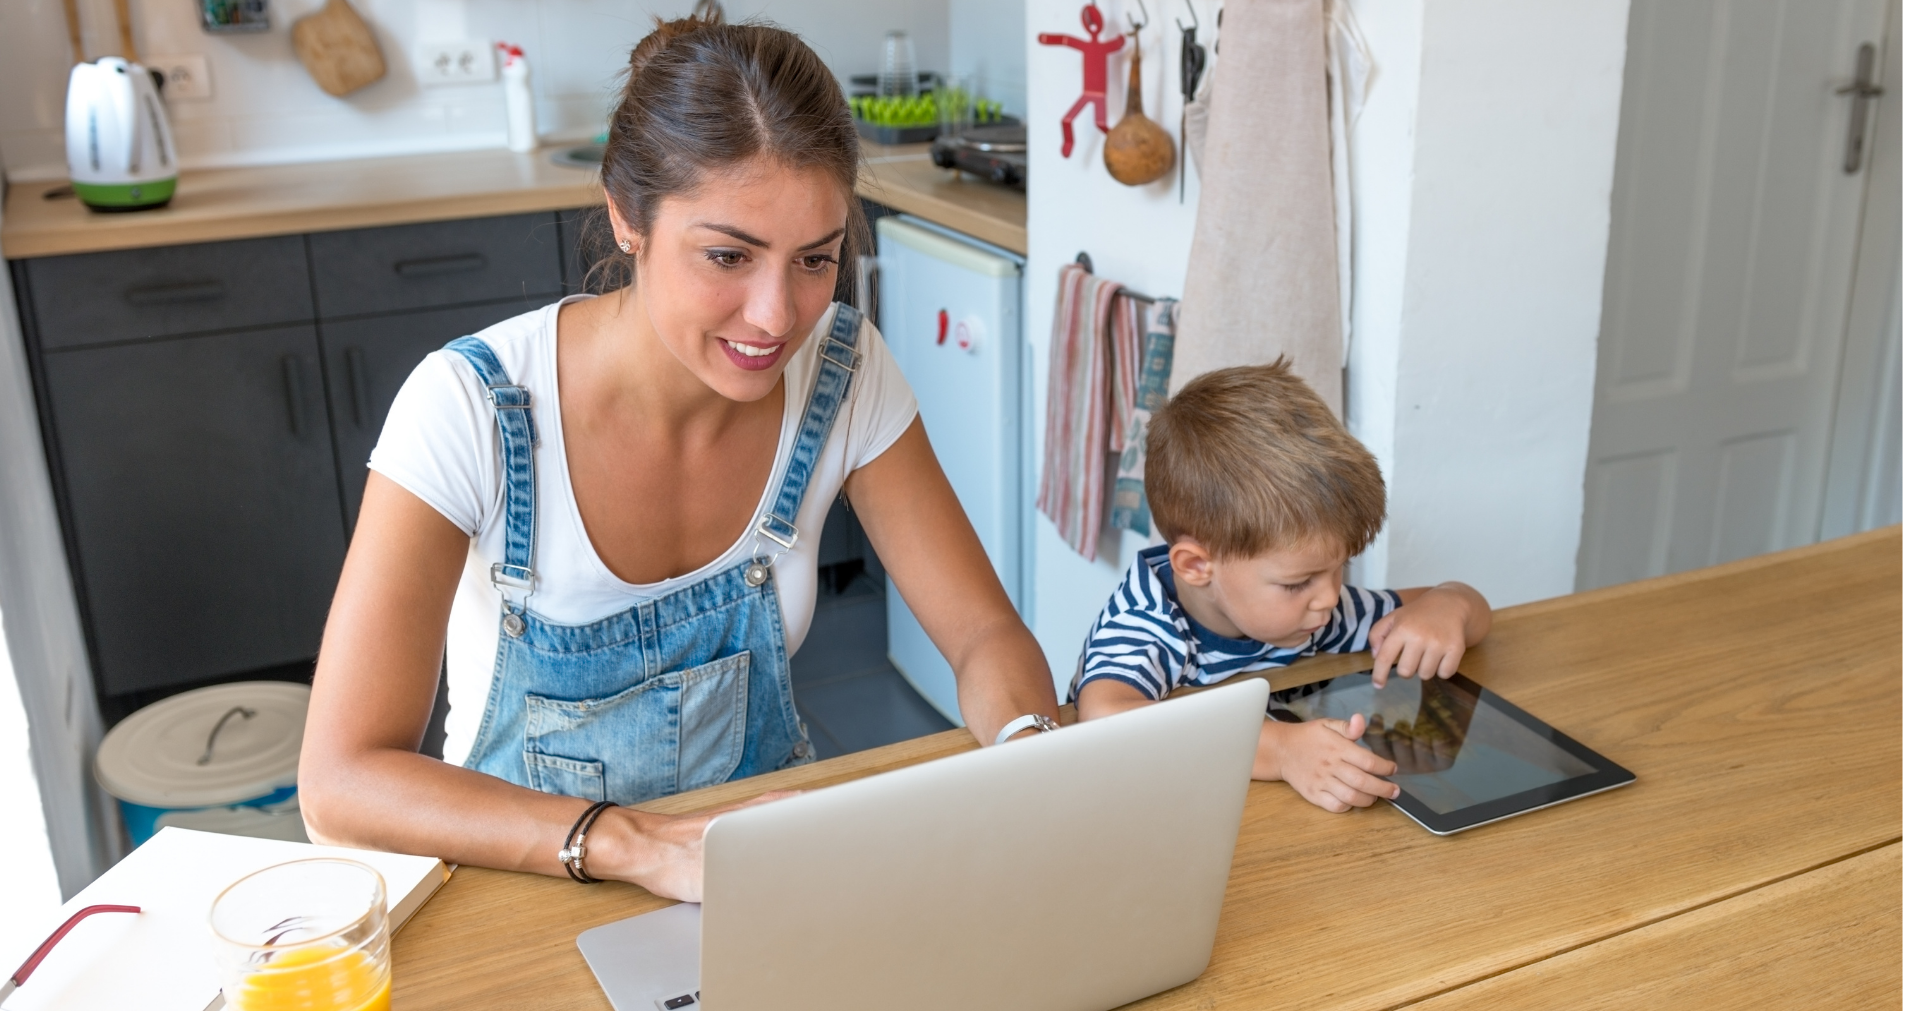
(124, 279, 225, 305)
(1836, 42, 1884, 174)
(281, 355, 307, 437)
(345, 346, 371, 427)
(394, 253, 488, 278)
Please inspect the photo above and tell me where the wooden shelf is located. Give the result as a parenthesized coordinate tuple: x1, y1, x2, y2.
(1, 142, 1026, 260)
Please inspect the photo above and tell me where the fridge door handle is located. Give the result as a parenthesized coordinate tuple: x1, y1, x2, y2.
(856, 254, 880, 322)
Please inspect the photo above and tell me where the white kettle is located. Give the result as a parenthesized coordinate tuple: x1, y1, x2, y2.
(66, 58, 178, 211)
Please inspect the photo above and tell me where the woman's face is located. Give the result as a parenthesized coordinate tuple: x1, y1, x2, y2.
(616, 157, 849, 403)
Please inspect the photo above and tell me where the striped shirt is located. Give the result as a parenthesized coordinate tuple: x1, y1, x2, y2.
(1071, 545, 1401, 703)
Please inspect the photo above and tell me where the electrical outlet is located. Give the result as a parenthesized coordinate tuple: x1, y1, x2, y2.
(148, 54, 213, 100)
(415, 40, 498, 86)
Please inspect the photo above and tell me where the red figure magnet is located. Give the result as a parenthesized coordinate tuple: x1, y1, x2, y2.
(1038, 4, 1127, 157)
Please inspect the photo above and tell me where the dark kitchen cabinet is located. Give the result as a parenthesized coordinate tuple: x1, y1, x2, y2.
(23, 235, 313, 350)
(13, 208, 584, 710)
(322, 300, 532, 526)
(309, 213, 563, 318)
(39, 325, 346, 695)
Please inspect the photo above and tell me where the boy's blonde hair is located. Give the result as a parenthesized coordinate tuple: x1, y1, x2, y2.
(1145, 358, 1385, 559)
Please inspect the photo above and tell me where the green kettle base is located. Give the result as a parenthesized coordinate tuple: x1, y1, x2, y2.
(75, 177, 177, 211)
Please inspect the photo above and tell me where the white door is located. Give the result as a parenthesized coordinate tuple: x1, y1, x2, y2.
(1577, 0, 1894, 590)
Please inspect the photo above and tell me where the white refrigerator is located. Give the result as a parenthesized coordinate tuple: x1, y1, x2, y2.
(874, 215, 1028, 726)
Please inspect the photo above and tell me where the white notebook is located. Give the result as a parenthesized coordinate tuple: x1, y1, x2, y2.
(2, 827, 450, 1011)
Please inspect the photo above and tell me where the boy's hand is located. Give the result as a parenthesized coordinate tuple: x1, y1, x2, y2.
(1369, 582, 1491, 687)
(1258, 713, 1400, 813)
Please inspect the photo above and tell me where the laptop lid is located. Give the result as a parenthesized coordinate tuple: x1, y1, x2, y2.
(697, 677, 1269, 1011)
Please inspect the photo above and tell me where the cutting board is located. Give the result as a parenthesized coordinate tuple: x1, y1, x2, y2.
(291, 0, 387, 97)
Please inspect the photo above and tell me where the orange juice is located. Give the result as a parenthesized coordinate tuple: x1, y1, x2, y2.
(227, 944, 391, 1011)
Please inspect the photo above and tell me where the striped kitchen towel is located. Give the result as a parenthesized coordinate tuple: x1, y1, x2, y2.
(1110, 298, 1178, 537)
(1040, 263, 1138, 560)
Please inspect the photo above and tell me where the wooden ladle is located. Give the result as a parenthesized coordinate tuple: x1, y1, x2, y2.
(1103, 27, 1177, 186)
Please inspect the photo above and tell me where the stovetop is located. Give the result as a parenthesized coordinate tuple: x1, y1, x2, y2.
(931, 124, 1027, 191)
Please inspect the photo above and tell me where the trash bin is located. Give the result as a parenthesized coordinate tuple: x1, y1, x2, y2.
(94, 681, 310, 846)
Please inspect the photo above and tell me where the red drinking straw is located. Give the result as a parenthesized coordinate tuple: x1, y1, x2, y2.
(0, 905, 142, 1001)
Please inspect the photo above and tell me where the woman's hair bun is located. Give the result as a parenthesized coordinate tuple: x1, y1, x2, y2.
(630, 0, 726, 72)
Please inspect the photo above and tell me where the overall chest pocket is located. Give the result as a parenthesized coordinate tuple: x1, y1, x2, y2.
(522, 651, 752, 805)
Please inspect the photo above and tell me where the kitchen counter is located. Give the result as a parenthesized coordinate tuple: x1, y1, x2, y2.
(384, 525, 1900, 1010)
(0, 141, 1026, 260)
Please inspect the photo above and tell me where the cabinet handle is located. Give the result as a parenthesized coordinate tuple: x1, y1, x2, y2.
(345, 346, 371, 427)
(124, 280, 225, 305)
(282, 356, 307, 437)
(394, 253, 488, 278)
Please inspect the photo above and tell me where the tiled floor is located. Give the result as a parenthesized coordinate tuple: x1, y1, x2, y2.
(790, 574, 956, 759)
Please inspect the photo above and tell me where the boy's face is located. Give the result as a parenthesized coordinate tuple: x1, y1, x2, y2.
(1166, 535, 1349, 647)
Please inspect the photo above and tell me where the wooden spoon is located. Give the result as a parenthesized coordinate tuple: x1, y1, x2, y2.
(292, 0, 388, 97)
(1103, 29, 1177, 186)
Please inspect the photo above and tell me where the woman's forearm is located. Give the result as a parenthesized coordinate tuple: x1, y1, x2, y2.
(950, 612, 1061, 746)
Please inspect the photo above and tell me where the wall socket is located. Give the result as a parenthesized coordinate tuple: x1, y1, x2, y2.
(415, 40, 498, 86)
(147, 54, 213, 100)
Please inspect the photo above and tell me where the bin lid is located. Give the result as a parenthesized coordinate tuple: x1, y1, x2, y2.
(95, 681, 309, 809)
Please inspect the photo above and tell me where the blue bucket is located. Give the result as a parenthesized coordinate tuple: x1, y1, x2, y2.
(94, 682, 310, 846)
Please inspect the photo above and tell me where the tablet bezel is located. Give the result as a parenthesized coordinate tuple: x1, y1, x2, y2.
(1305, 671, 1636, 836)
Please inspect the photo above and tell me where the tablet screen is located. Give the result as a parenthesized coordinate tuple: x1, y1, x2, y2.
(1273, 672, 1632, 830)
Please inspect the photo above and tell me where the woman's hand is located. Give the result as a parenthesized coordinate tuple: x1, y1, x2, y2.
(601, 791, 800, 901)
(1367, 582, 1492, 686)
(846, 418, 1060, 745)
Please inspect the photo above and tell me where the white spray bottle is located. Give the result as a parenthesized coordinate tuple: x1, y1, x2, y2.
(499, 43, 536, 153)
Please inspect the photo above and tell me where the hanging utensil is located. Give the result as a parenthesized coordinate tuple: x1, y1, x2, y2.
(61, 0, 84, 62)
(1176, 0, 1206, 200)
(1103, 1, 1177, 187)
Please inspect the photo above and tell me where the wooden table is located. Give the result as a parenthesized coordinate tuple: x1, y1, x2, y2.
(1, 141, 1026, 259)
(388, 526, 1900, 1009)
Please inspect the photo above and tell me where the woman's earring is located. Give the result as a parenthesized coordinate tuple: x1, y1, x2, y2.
(618, 239, 634, 254)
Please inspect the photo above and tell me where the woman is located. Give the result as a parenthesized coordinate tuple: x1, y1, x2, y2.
(298, 12, 1059, 902)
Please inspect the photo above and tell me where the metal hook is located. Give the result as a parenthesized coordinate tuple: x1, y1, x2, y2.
(1176, 0, 1198, 31)
(1125, 0, 1148, 33)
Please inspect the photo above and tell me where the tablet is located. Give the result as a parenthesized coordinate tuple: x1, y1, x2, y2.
(1272, 671, 1635, 835)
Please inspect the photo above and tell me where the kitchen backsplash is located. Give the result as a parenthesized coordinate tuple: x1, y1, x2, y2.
(0, 0, 988, 181)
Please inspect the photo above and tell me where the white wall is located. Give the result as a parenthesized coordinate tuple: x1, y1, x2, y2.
(1024, 0, 1212, 690)
(1352, 0, 1629, 606)
(0, 0, 952, 180)
(1024, 0, 1630, 685)
(0, 610, 65, 960)
(0, 212, 121, 898)
(952, 0, 1028, 118)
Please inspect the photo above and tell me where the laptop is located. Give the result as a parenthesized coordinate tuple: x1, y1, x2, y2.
(577, 677, 1270, 1011)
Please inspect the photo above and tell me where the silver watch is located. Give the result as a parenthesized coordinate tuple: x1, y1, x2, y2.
(994, 713, 1061, 745)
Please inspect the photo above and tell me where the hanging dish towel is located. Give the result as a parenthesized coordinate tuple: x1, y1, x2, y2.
(1174, 0, 1345, 413)
(1111, 298, 1178, 537)
(1040, 263, 1137, 561)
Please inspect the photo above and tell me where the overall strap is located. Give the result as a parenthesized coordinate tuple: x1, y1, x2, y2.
(755, 303, 863, 550)
(444, 336, 538, 624)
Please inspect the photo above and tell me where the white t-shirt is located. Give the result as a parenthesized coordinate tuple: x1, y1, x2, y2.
(369, 296, 919, 766)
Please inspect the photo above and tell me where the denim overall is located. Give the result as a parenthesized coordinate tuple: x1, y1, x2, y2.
(444, 303, 862, 806)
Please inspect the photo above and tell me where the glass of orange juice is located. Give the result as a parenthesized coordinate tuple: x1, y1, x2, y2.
(209, 858, 392, 1011)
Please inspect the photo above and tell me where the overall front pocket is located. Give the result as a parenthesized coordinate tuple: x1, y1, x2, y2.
(522, 651, 751, 805)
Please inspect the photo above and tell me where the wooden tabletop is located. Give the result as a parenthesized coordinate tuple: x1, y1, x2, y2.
(387, 525, 1900, 1010)
(1, 141, 1026, 260)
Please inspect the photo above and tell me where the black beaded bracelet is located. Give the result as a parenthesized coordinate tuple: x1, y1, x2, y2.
(559, 800, 617, 883)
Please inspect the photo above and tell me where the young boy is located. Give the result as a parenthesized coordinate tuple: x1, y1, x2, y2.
(1070, 360, 1492, 813)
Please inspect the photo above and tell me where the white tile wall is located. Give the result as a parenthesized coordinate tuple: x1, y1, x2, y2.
(0, 0, 963, 180)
